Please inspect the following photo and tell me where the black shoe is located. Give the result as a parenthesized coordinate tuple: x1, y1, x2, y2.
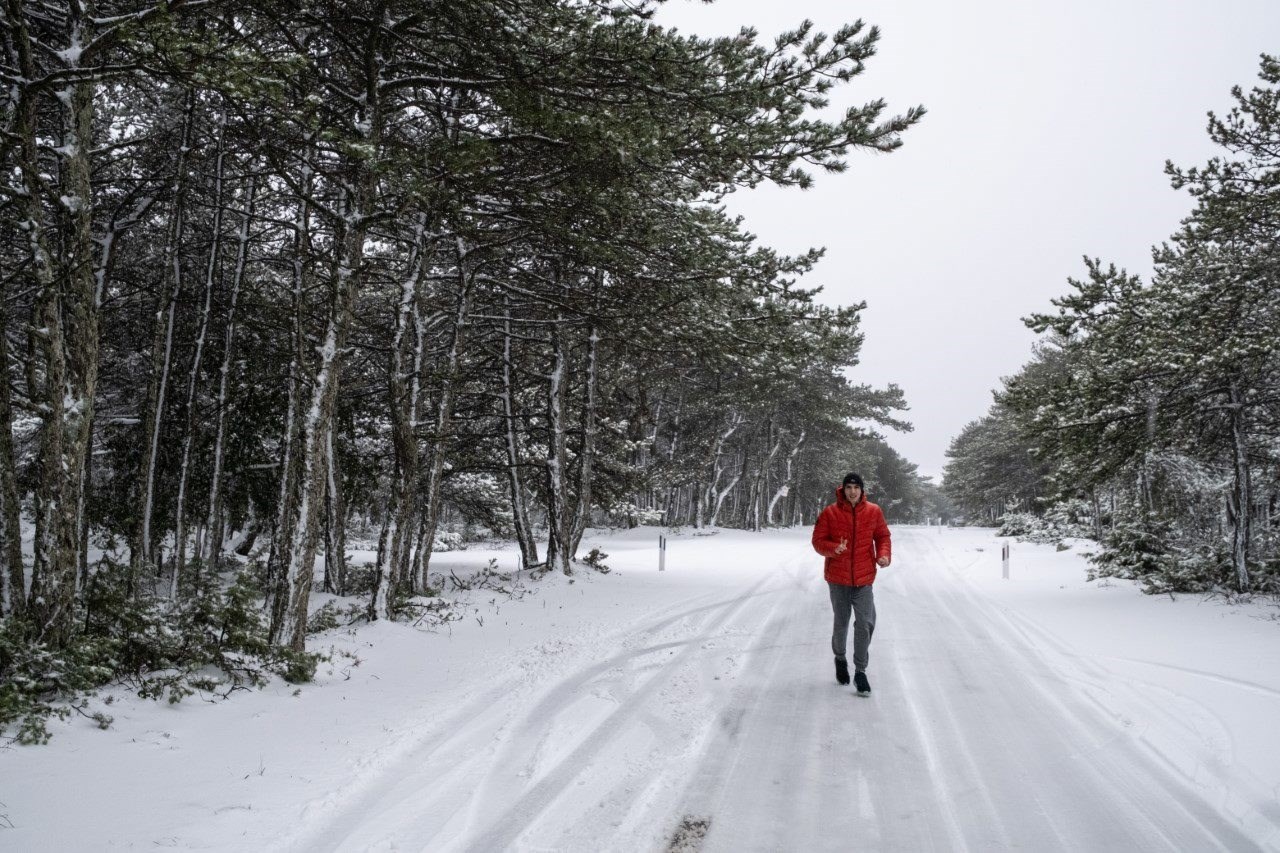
(834, 657, 850, 685)
(854, 671, 871, 696)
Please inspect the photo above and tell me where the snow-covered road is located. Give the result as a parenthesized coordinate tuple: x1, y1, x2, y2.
(281, 528, 1268, 852)
(9, 526, 1279, 851)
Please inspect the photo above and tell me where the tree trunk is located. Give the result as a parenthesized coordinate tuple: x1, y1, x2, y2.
(544, 317, 572, 575)
(752, 426, 783, 531)
(370, 511, 395, 620)
(24, 20, 100, 644)
(265, 136, 313, 596)
(0, 298, 25, 616)
(323, 418, 347, 596)
(500, 296, 538, 569)
(203, 173, 257, 566)
(24, 122, 70, 639)
(270, 185, 369, 651)
(370, 220, 429, 619)
(393, 225, 432, 596)
(268, 10, 387, 644)
(662, 388, 685, 526)
(1090, 487, 1103, 540)
(172, 111, 228, 595)
(135, 92, 195, 578)
(77, 414, 93, 592)
(710, 451, 745, 527)
(701, 414, 742, 529)
(569, 318, 599, 559)
(1227, 379, 1251, 593)
(766, 430, 805, 524)
(413, 237, 475, 590)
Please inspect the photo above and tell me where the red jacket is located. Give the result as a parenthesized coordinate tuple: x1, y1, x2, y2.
(812, 487, 892, 586)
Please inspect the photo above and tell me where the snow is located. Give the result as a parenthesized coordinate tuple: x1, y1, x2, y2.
(4, 527, 1280, 851)
(56, 32, 83, 66)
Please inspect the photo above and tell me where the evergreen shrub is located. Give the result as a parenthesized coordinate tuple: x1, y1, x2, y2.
(1089, 513, 1276, 595)
(1144, 544, 1231, 594)
(306, 599, 366, 634)
(342, 562, 379, 596)
(1254, 532, 1280, 595)
(996, 512, 1037, 537)
(581, 547, 611, 574)
(997, 500, 1093, 544)
(0, 562, 320, 744)
(1087, 513, 1176, 585)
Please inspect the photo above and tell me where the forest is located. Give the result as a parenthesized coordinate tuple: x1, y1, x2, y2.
(0, 0, 937, 738)
(943, 55, 1280, 596)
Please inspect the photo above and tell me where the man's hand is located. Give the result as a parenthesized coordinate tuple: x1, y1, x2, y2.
(834, 537, 848, 555)
(876, 556, 890, 567)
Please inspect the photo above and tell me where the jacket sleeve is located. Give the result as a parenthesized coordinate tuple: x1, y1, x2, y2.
(873, 507, 891, 564)
(812, 507, 838, 558)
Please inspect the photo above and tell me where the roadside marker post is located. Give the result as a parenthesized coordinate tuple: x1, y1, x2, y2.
(1001, 542, 1010, 579)
(659, 535, 666, 572)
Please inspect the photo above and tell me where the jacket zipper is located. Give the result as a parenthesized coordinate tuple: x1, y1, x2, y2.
(850, 499, 858, 585)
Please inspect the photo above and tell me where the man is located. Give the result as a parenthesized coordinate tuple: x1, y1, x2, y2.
(811, 472, 892, 695)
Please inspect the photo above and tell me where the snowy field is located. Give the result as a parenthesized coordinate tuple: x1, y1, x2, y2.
(5, 526, 1280, 851)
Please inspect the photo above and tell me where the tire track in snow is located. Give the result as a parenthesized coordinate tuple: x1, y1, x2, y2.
(912, 529, 1260, 851)
(975, 586, 1275, 847)
(302, 568, 788, 853)
(677, 569, 819, 852)
(279, 585, 740, 853)
(268, 679, 516, 853)
(913, 533, 1197, 848)
(882, 620, 980, 853)
(453, 572, 788, 852)
(896, 540, 1125, 850)
(1102, 657, 1280, 701)
(911, 540, 1121, 849)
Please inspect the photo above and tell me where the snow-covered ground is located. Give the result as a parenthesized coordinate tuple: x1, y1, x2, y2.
(5, 526, 1280, 851)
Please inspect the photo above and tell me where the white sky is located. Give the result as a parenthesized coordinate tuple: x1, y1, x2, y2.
(656, 0, 1280, 481)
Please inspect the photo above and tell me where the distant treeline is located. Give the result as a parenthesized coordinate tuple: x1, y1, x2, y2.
(943, 56, 1280, 595)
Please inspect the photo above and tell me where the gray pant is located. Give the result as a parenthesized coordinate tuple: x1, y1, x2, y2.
(828, 582, 876, 673)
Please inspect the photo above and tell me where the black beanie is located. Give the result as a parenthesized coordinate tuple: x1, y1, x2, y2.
(842, 472, 865, 489)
